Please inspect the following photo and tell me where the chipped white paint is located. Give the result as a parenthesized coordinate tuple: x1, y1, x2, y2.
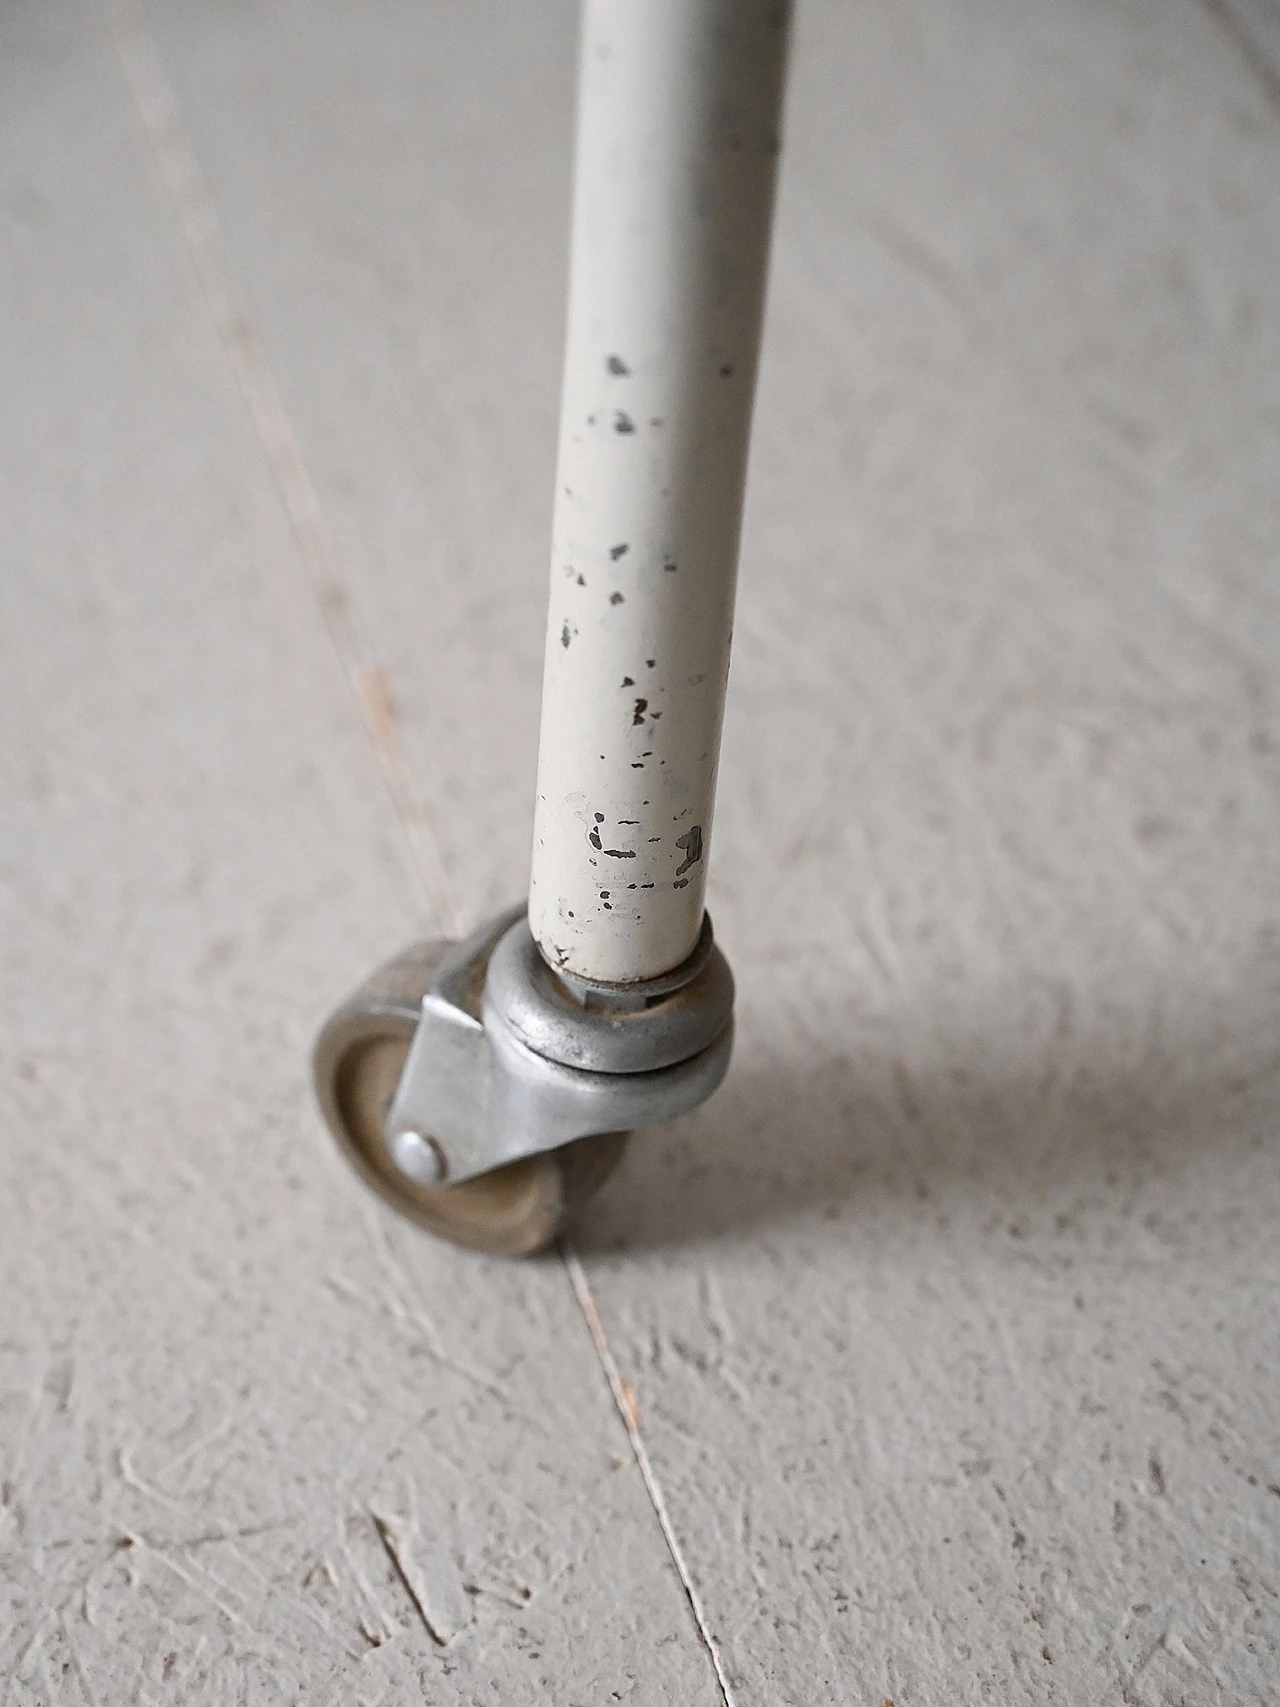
(528, 0, 787, 982)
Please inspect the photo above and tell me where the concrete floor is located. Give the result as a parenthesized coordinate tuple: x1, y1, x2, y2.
(4, 0, 1280, 1701)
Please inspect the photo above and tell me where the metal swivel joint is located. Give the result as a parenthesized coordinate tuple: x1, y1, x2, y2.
(388, 905, 733, 1186)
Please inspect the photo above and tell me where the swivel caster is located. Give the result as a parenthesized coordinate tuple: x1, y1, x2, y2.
(311, 3, 782, 1255)
(313, 907, 732, 1256)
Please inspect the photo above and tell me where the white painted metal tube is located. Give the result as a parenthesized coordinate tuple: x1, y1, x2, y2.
(529, 0, 788, 984)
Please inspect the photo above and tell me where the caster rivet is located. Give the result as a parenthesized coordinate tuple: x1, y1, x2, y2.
(388, 1127, 446, 1186)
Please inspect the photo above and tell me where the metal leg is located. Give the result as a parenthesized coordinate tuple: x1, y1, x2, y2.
(531, 0, 789, 984)
(313, 0, 789, 1253)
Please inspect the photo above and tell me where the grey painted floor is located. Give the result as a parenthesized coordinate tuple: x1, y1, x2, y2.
(3, 0, 1279, 1701)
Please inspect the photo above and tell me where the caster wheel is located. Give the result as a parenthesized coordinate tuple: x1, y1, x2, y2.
(313, 941, 628, 1256)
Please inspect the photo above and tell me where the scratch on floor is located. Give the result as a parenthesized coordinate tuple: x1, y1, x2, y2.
(563, 1242, 737, 1707)
(617, 1378, 642, 1433)
(151, 1410, 242, 1484)
(362, 667, 401, 757)
(370, 1511, 447, 1646)
(116, 1447, 185, 1514)
(103, 0, 459, 937)
(133, 1537, 249, 1630)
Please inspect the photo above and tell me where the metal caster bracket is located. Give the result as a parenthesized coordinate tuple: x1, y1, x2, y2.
(312, 906, 733, 1253)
